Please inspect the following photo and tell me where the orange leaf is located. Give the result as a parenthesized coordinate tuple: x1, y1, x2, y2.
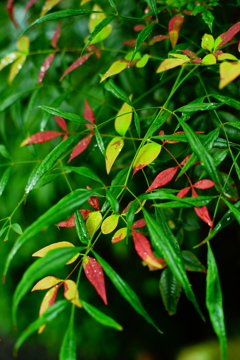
(83, 256, 107, 304)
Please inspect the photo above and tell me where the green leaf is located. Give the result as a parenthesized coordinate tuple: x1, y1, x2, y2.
(134, 112, 141, 137)
(63, 166, 103, 184)
(159, 267, 182, 315)
(222, 198, 240, 224)
(141, 192, 215, 207)
(175, 115, 222, 192)
(108, 0, 118, 12)
(25, 134, 80, 193)
(211, 94, 240, 111)
(82, 300, 122, 330)
(206, 243, 227, 360)
(25, 88, 41, 125)
(136, 54, 149, 68)
(11, 223, 23, 235)
(94, 126, 106, 156)
(3, 188, 98, 278)
(14, 300, 69, 355)
(60, 317, 77, 360)
(202, 10, 214, 32)
(176, 102, 222, 114)
(12, 248, 83, 326)
(93, 252, 161, 332)
(0, 88, 36, 113)
(145, 0, 158, 20)
(0, 167, 12, 196)
(105, 188, 119, 213)
(143, 209, 204, 320)
(131, 23, 155, 61)
(38, 106, 91, 125)
(0, 145, 12, 160)
(83, 16, 114, 51)
(23, 9, 102, 34)
(33, 173, 60, 189)
(181, 250, 206, 272)
(40, 92, 70, 131)
(178, 128, 220, 178)
(74, 210, 89, 245)
(201, 33, 214, 52)
(104, 79, 131, 105)
(202, 54, 217, 65)
(100, 60, 128, 82)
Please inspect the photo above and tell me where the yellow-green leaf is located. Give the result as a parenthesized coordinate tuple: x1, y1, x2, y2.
(136, 54, 149, 68)
(16, 36, 30, 53)
(81, 0, 92, 4)
(170, 53, 189, 60)
(101, 214, 119, 234)
(86, 211, 102, 237)
(112, 227, 127, 243)
(0, 52, 22, 71)
(133, 143, 161, 174)
(201, 34, 214, 52)
(41, 0, 63, 17)
(115, 95, 133, 136)
(100, 60, 128, 82)
(32, 276, 62, 291)
(202, 54, 216, 65)
(86, 4, 112, 44)
(218, 53, 238, 61)
(156, 58, 189, 73)
(32, 241, 79, 265)
(105, 136, 124, 174)
(8, 56, 27, 85)
(63, 280, 82, 308)
(219, 61, 240, 89)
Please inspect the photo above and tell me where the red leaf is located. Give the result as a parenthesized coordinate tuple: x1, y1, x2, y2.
(86, 45, 101, 59)
(132, 229, 163, 269)
(51, 23, 62, 49)
(192, 188, 213, 227)
(168, 15, 184, 48)
(146, 167, 178, 192)
(25, 0, 38, 13)
(134, 24, 145, 31)
(21, 131, 64, 146)
(193, 179, 215, 189)
(180, 154, 200, 166)
(132, 219, 146, 228)
(38, 53, 56, 84)
(83, 256, 107, 304)
(122, 39, 136, 47)
(191, 58, 202, 64)
(54, 115, 68, 132)
(216, 22, 240, 49)
(86, 186, 100, 210)
(178, 50, 198, 59)
(149, 35, 169, 45)
(68, 135, 92, 163)
(177, 186, 191, 198)
(84, 100, 96, 132)
(57, 209, 92, 227)
(60, 53, 93, 81)
(6, 0, 19, 28)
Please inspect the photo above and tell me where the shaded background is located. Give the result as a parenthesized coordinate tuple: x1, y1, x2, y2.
(1, 1, 240, 359)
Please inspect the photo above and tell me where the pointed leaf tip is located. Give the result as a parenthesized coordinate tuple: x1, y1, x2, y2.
(83, 256, 107, 304)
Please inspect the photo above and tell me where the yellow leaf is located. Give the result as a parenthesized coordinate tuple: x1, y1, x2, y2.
(41, 0, 63, 17)
(100, 60, 128, 82)
(0, 52, 22, 71)
(105, 136, 124, 174)
(8, 56, 27, 85)
(218, 53, 238, 61)
(86, 211, 102, 237)
(38, 286, 59, 333)
(156, 58, 189, 73)
(80, 0, 92, 4)
(16, 36, 30, 53)
(133, 143, 161, 174)
(101, 214, 119, 234)
(63, 280, 82, 308)
(219, 61, 240, 89)
(32, 276, 62, 291)
(114, 95, 133, 136)
(32, 241, 79, 265)
(202, 54, 216, 65)
(112, 227, 127, 243)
